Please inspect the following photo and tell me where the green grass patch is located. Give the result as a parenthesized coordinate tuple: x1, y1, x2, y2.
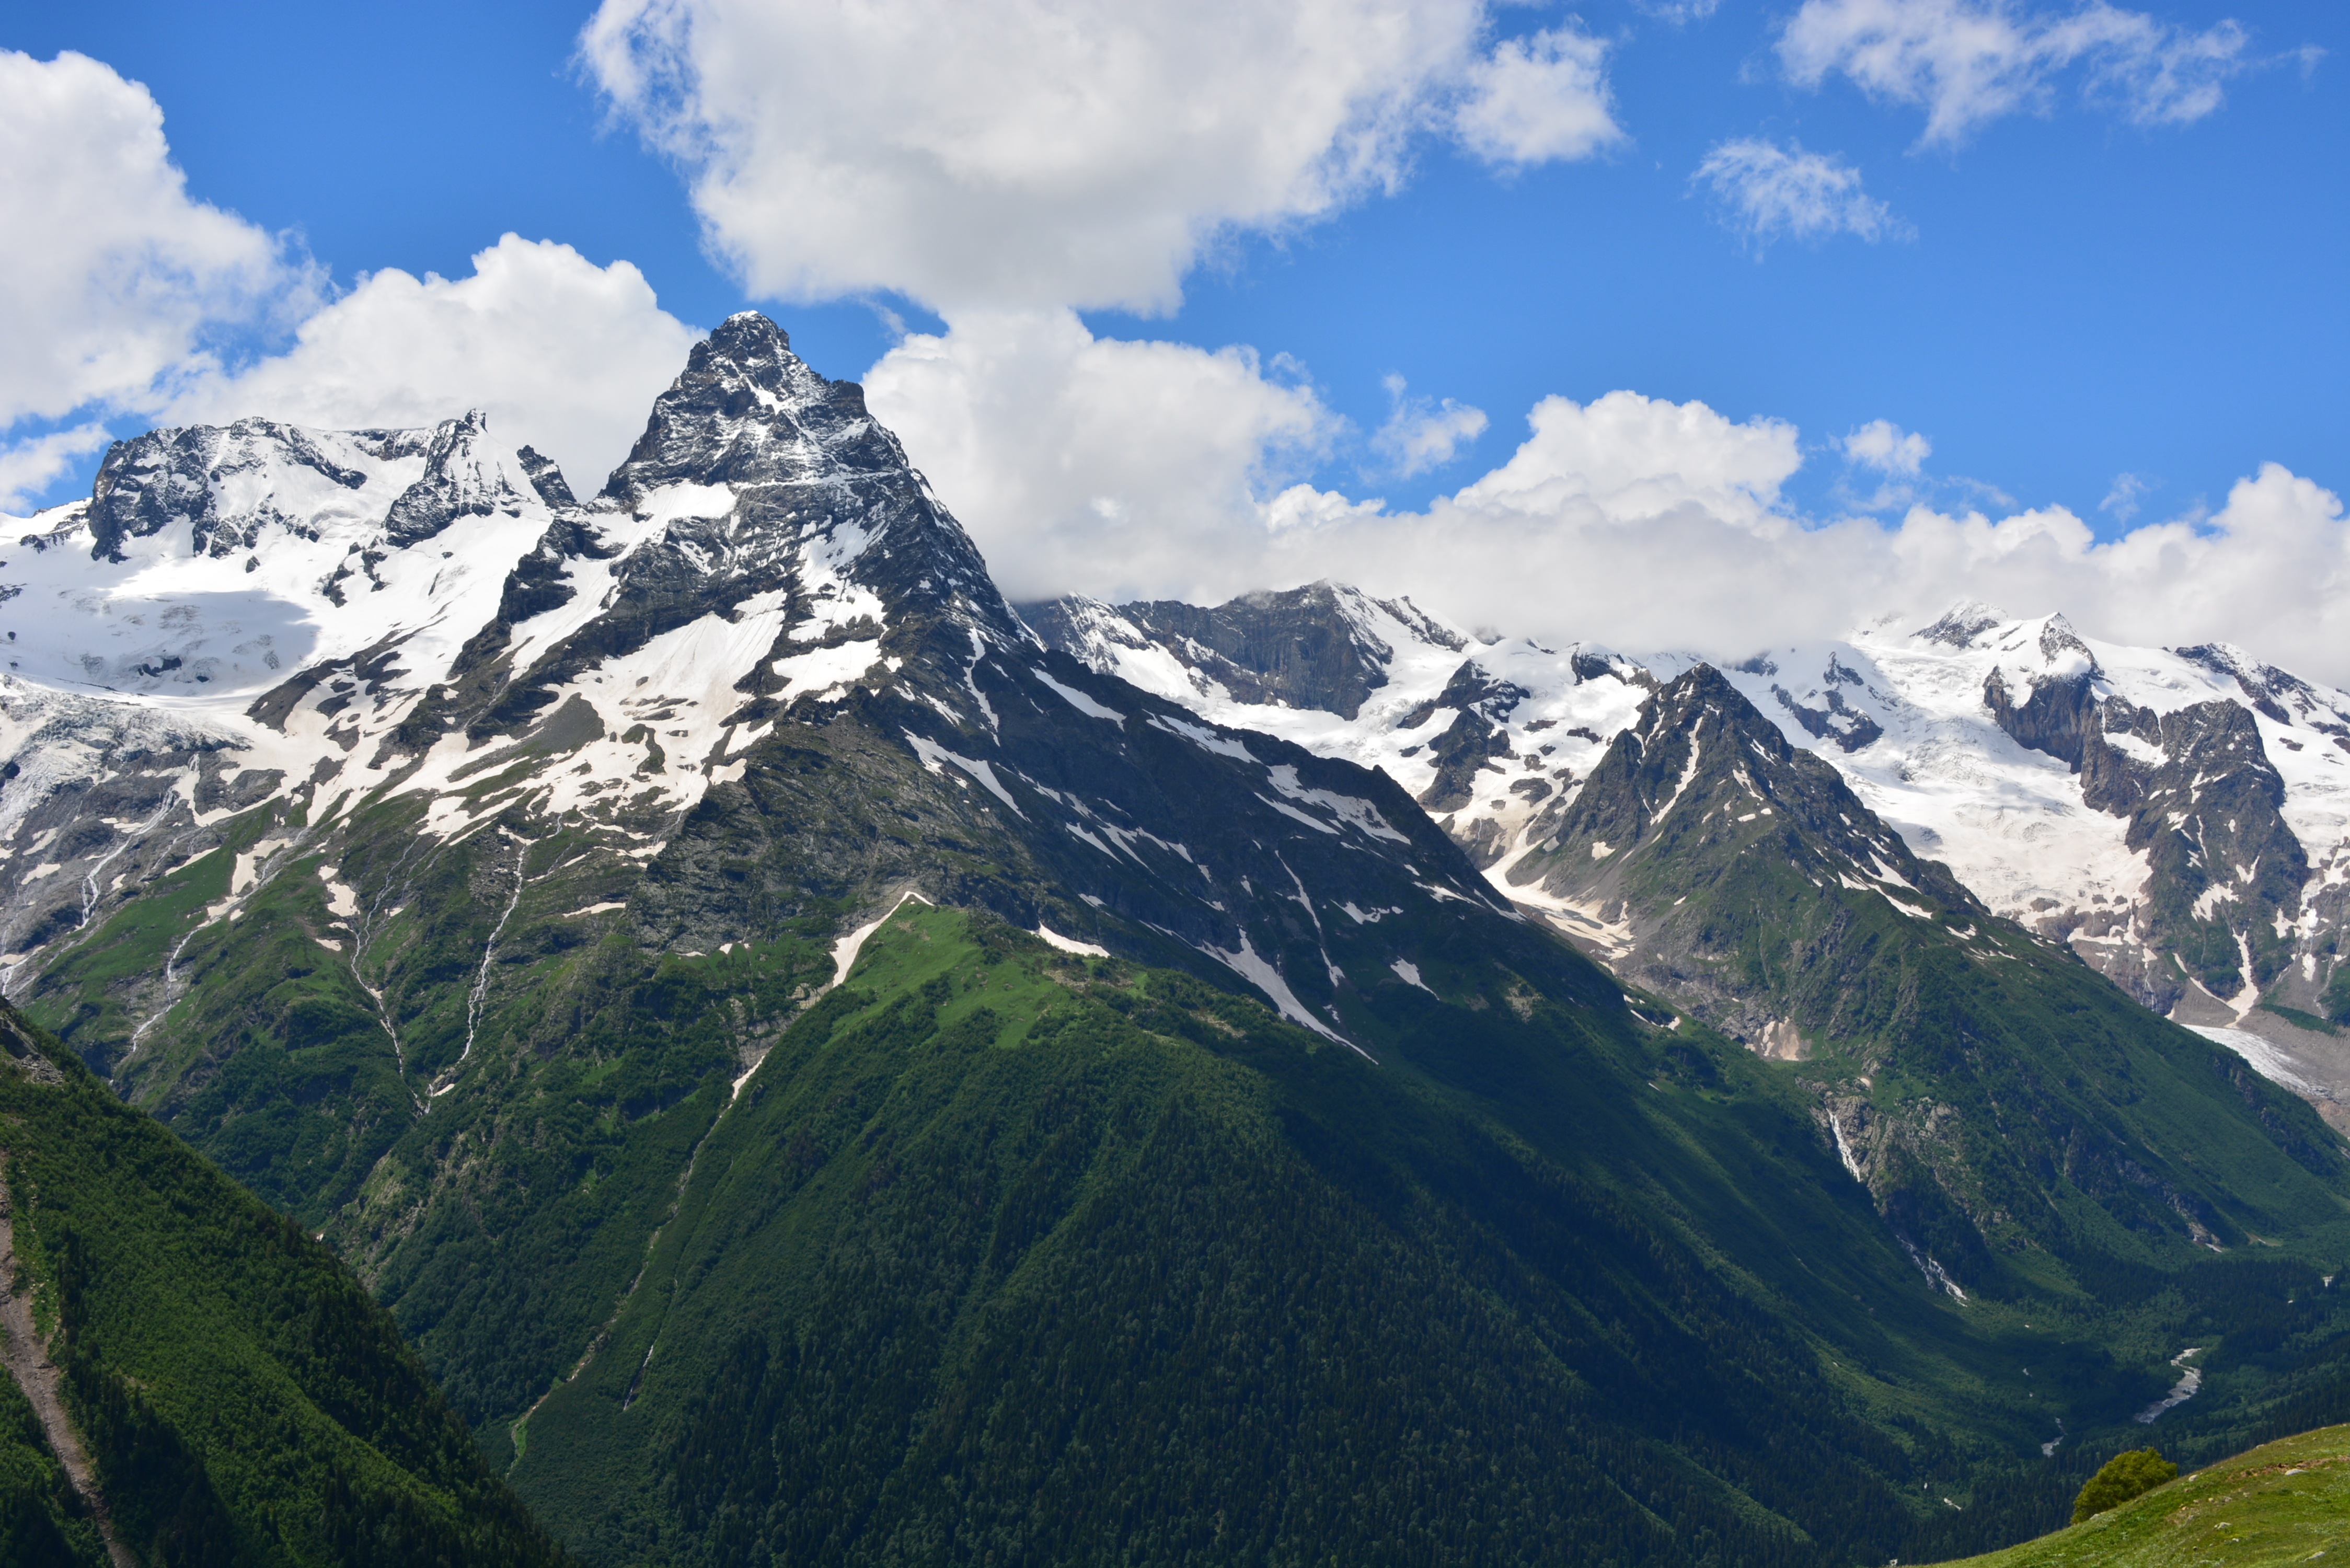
(1932, 1424, 2350, 1566)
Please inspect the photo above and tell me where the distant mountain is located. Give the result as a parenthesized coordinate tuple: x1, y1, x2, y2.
(5, 316, 2350, 1564)
(1030, 586, 2350, 1126)
(0, 1000, 568, 1568)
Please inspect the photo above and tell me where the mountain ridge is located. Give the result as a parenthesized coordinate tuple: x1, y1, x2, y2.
(6, 316, 2350, 1564)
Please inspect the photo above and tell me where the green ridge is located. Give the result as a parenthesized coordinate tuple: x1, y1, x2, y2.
(489, 900, 2350, 1566)
(0, 1003, 572, 1568)
(1931, 1423, 2350, 1566)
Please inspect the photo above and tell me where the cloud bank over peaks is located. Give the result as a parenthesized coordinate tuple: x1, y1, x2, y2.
(0, 50, 315, 503)
(1778, 0, 2257, 147)
(0, 53, 700, 512)
(168, 236, 700, 502)
(863, 308, 1340, 605)
(869, 349, 2350, 687)
(582, 0, 1622, 314)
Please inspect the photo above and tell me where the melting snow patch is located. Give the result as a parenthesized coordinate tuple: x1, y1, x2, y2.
(773, 639, 884, 700)
(1264, 765, 1408, 843)
(561, 902, 626, 918)
(1390, 959, 1434, 994)
(904, 732, 1025, 816)
(2187, 1025, 2322, 1095)
(318, 867, 360, 919)
(1196, 931, 1370, 1059)
(829, 890, 933, 989)
(1256, 793, 1339, 835)
(1148, 712, 1256, 762)
(1035, 925, 1110, 956)
(1032, 668, 1125, 723)
(1064, 822, 1121, 859)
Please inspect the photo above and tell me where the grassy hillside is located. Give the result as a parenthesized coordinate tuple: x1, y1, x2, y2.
(0, 1002, 570, 1568)
(1930, 1423, 2350, 1566)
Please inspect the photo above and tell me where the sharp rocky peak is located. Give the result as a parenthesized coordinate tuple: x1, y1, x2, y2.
(598, 312, 909, 505)
(1512, 662, 1979, 915)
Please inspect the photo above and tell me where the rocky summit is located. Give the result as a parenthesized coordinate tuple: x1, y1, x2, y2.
(6, 317, 2350, 1567)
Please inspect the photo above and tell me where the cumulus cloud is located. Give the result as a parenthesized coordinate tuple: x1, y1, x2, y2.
(1843, 419, 1932, 475)
(895, 368, 2350, 686)
(1694, 139, 1909, 250)
(863, 309, 1339, 604)
(1452, 28, 1622, 167)
(582, 0, 1619, 314)
(169, 235, 700, 499)
(1372, 375, 1489, 477)
(0, 51, 310, 435)
(1339, 450, 2350, 687)
(1778, 0, 2253, 147)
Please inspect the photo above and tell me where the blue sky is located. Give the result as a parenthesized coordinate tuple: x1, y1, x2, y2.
(2, 0, 2345, 666)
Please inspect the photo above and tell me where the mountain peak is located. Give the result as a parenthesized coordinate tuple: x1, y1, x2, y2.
(1911, 599, 2006, 648)
(600, 311, 904, 503)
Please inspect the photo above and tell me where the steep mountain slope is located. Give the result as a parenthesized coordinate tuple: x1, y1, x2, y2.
(501, 898, 2350, 1567)
(7, 318, 2350, 1565)
(0, 1000, 569, 1568)
(1503, 664, 2347, 1290)
(0, 317, 1594, 1435)
(1032, 588, 2350, 1122)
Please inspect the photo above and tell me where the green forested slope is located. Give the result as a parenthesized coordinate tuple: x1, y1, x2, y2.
(493, 901, 2350, 1566)
(0, 1004, 570, 1568)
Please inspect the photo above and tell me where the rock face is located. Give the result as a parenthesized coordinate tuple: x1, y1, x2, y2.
(1021, 581, 1459, 719)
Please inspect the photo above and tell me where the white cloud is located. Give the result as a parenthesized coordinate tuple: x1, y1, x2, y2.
(0, 49, 699, 508)
(1452, 27, 1622, 167)
(1843, 418, 1932, 475)
(905, 366, 2350, 686)
(2100, 471, 2149, 521)
(1372, 375, 1489, 477)
(863, 309, 1339, 604)
(0, 50, 310, 432)
(1777, 0, 2252, 147)
(1694, 139, 1910, 250)
(167, 235, 700, 500)
(1446, 391, 1802, 532)
(581, 0, 1619, 314)
(0, 424, 111, 513)
(1635, 0, 1722, 23)
(1322, 449, 2350, 687)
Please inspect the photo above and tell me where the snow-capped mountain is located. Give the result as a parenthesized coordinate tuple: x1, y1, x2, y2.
(0, 314, 1549, 1094)
(1029, 585, 2350, 1115)
(12, 315, 2350, 1568)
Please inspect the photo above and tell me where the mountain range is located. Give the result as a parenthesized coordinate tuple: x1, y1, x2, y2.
(3, 313, 2348, 1565)
(1030, 582, 2350, 1121)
